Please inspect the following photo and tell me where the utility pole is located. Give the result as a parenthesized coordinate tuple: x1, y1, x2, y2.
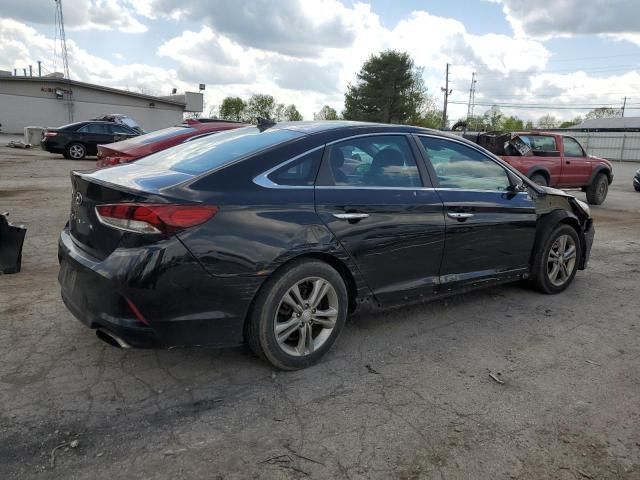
(622, 96, 627, 117)
(441, 63, 452, 129)
(37, 60, 42, 77)
(466, 72, 477, 128)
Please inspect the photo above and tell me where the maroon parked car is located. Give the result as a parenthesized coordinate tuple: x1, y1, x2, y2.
(96, 119, 246, 168)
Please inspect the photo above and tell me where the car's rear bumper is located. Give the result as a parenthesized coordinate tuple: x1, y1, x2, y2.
(58, 228, 264, 349)
(41, 140, 64, 154)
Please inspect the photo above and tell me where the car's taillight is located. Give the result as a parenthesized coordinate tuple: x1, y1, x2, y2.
(44, 131, 57, 137)
(95, 203, 218, 234)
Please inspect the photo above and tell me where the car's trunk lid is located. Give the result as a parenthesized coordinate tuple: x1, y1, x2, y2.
(69, 166, 194, 259)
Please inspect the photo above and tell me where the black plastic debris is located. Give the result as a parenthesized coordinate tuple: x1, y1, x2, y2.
(0, 212, 27, 274)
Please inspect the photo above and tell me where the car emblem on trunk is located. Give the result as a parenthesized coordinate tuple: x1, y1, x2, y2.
(74, 192, 83, 206)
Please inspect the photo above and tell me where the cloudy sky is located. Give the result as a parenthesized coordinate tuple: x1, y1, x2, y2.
(1, 0, 640, 122)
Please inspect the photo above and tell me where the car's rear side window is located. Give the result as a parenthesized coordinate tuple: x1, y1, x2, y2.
(79, 123, 110, 134)
(136, 127, 303, 175)
(324, 135, 422, 188)
(519, 135, 557, 152)
(268, 148, 324, 186)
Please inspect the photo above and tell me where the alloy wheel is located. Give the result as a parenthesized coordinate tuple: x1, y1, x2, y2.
(546, 234, 577, 287)
(69, 144, 85, 159)
(274, 277, 339, 357)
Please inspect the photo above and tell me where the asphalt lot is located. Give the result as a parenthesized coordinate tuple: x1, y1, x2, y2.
(1, 142, 639, 479)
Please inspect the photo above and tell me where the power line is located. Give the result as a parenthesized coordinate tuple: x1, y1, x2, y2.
(448, 101, 640, 110)
(547, 53, 640, 63)
(449, 99, 628, 107)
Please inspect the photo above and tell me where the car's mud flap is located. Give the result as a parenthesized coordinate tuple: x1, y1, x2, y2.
(0, 212, 27, 274)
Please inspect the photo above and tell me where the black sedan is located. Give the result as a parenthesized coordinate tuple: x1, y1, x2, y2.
(42, 121, 139, 160)
(634, 168, 640, 191)
(58, 121, 595, 369)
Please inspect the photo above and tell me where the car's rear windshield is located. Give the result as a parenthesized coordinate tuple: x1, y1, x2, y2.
(57, 122, 86, 131)
(120, 126, 196, 145)
(135, 127, 304, 175)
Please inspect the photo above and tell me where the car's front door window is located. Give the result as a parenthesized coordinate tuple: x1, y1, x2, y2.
(418, 136, 511, 191)
(563, 137, 585, 157)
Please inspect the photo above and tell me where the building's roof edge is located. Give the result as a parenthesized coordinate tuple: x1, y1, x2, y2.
(0, 76, 186, 106)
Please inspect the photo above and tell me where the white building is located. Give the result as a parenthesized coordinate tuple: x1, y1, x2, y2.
(0, 75, 203, 134)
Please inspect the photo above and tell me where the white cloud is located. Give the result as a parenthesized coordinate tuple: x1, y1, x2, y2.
(494, 0, 640, 42)
(151, 0, 356, 57)
(0, 0, 147, 33)
(0, 19, 185, 95)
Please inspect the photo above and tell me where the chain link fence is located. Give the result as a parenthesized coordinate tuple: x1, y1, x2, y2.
(553, 131, 640, 162)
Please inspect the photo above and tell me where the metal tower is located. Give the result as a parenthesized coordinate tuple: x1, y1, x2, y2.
(54, 0, 74, 122)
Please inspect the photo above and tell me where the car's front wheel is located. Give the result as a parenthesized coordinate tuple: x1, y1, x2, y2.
(245, 259, 348, 370)
(66, 142, 87, 160)
(531, 224, 581, 294)
(586, 172, 608, 205)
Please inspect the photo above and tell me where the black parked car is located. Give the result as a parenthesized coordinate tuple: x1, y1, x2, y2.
(58, 121, 595, 369)
(42, 121, 139, 160)
(634, 168, 640, 191)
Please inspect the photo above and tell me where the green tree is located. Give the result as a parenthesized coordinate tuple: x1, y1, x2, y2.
(558, 116, 583, 128)
(343, 50, 426, 124)
(219, 96, 246, 121)
(502, 115, 524, 131)
(412, 109, 443, 129)
(524, 120, 534, 130)
(314, 105, 339, 120)
(462, 115, 487, 131)
(482, 105, 504, 130)
(283, 104, 303, 121)
(586, 107, 620, 119)
(246, 94, 278, 121)
(537, 114, 558, 128)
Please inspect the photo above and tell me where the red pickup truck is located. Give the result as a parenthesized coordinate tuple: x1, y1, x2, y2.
(465, 131, 614, 205)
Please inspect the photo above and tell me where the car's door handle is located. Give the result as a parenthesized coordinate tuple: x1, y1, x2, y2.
(333, 213, 370, 220)
(447, 212, 474, 220)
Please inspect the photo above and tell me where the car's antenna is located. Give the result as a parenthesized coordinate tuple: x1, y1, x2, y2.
(256, 117, 276, 132)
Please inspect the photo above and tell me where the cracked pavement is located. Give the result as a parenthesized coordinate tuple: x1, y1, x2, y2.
(1, 144, 639, 479)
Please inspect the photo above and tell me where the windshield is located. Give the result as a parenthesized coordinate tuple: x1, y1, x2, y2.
(135, 126, 304, 175)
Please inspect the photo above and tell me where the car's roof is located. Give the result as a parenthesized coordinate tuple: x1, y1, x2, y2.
(268, 120, 429, 134)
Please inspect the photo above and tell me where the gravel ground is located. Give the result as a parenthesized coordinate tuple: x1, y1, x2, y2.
(1, 144, 639, 480)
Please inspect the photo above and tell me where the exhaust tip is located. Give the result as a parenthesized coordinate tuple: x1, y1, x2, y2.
(96, 328, 131, 349)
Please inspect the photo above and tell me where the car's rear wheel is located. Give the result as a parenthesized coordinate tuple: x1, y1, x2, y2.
(586, 172, 608, 205)
(634, 183, 640, 192)
(66, 142, 86, 160)
(245, 259, 348, 370)
(530, 173, 548, 187)
(531, 224, 581, 294)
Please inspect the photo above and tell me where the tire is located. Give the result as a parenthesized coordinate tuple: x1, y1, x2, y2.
(66, 142, 86, 160)
(586, 172, 608, 205)
(634, 183, 640, 192)
(530, 224, 581, 294)
(530, 173, 548, 187)
(245, 259, 348, 370)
